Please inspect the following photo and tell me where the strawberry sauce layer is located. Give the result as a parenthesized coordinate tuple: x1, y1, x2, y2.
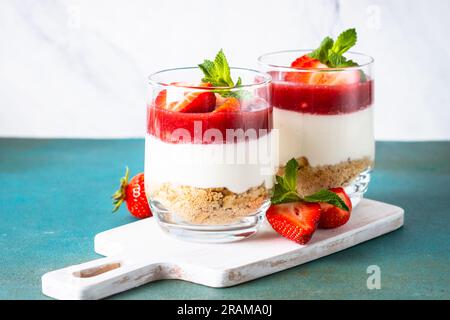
(147, 106, 272, 144)
(272, 79, 373, 115)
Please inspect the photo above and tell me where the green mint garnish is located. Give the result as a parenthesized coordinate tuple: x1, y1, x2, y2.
(308, 28, 358, 68)
(198, 49, 246, 98)
(304, 189, 349, 211)
(272, 158, 302, 204)
(271, 158, 349, 211)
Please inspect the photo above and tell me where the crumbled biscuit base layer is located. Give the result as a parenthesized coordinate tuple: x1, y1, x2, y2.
(150, 184, 270, 225)
(278, 157, 373, 197)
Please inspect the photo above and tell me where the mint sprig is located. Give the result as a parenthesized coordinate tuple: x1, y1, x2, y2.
(272, 159, 302, 204)
(304, 189, 349, 211)
(271, 158, 349, 211)
(308, 28, 358, 68)
(198, 49, 246, 98)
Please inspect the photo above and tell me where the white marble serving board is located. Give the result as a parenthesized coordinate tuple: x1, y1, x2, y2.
(42, 199, 404, 300)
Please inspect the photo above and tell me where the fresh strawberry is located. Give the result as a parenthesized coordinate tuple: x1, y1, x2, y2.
(318, 187, 352, 229)
(154, 90, 166, 108)
(284, 28, 366, 85)
(154, 83, 216, 113)
(112, 167, 152, 219)
(308, 69, 360, 85)
(214, 97, 240, 112)
(291, 55, 327, 69)
(266, 202, 321, 244)
(168, 91, 216, 113)
(284, 55, 327, 83)
(285, 54, 360, 85)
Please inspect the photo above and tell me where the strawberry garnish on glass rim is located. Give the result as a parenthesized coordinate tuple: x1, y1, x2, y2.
(112, 167, 152, 219)
(169, 90, 216, 113)
(154, 83, 216, 113)
(214, 97, 240, 113)
(153, 50, 249, 113)
(268, 158, 351, 244)
(285, 28, 362, 85)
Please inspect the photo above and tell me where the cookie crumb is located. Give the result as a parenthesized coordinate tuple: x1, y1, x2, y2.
(279, 156, 373, 196)
(149, 184, 270, 225)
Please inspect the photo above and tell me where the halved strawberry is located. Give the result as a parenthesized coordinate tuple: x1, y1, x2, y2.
(284, 55, 327, 83)
(266, 202, 321, 244)
(318, 187, 352, 229)
(167, 91, 216, 113)
(154, 90, 167, 108)
(214, 97, 240, 112)
(285, 54, 359, 85)
(308, 69, 360, 85)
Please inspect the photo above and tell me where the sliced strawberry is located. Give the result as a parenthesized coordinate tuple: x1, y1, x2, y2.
(266, 202, 321, 244)
(284, 55, 326, 83)
(285, 54, 360, 85)
(291, 55, 326, 69)
(154, 90, 167, 108)
(318, 187, 352, 229)
(214, 97, 240, 112)
(168, 91, 216, 113)
(308, 69, 360, 85)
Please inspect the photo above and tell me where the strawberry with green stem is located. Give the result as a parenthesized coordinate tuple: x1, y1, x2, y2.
(112, 167, 152, 219)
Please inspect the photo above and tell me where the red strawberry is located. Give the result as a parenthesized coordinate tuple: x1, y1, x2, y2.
(285, 54, 359, 85)
(154, 90, 166, 109)
(168, 91, 216, 113)
(284, 55, 326, 83)
(266, 202, 321, 244)
(112, 167, 152, 219)
(214, 97, 240, 112)
(318, 187, 352, 229)
(308, 69, 360, 85)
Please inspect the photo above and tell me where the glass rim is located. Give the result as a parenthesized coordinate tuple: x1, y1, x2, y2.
(148, 66, 272, 90)
(257, 49, 374, 72)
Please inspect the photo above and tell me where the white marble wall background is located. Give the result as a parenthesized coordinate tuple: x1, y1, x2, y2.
(0, 0, 448, 139)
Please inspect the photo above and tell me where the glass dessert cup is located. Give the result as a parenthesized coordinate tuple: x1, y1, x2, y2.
(146, 67, 275, 243)
(258, 50, 374, 207)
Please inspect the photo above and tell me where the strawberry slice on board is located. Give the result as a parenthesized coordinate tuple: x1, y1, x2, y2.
(213, 97, 240, 113)
(318, 187, 352, 229)
(266, 202, 321, 244)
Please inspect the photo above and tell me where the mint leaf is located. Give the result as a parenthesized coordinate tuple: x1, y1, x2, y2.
(328, 52, 358, 68)
(271, 158, 350, 211)
(307, 28, 359, 68)
(304, 189, 349, 211)
(331, 28, 357, 56)
(308, 37, 334, 62)
(271, 158, 302, 204)
(284, 158, 299, 191)
(198, 49, 246, 98)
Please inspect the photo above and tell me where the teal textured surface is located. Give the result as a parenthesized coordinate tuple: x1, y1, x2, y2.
(0, 139, 449, 299)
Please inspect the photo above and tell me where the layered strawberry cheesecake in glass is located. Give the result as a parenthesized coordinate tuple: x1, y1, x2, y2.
(258, 45, 374, 206)
(146, 64, 274, 242)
